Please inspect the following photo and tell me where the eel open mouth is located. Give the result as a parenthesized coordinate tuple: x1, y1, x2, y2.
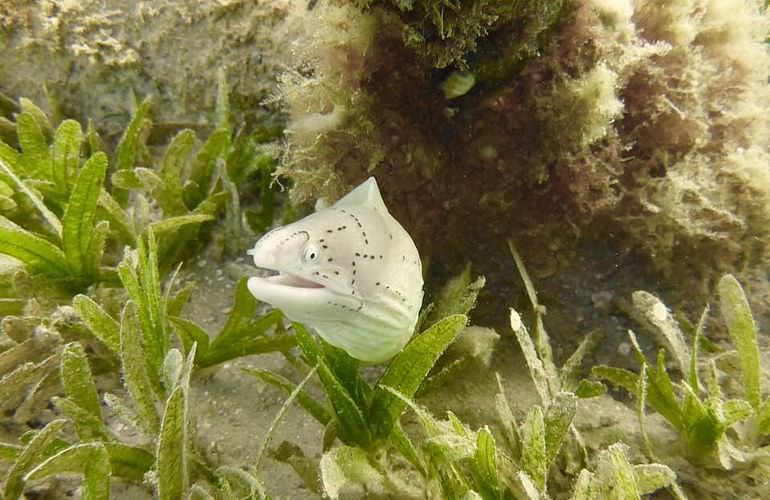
(246, 246, 325, 289)
(259, 270, 325, 289)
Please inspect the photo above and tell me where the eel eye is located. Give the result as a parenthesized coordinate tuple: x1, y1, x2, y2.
(302, 245, 321, 264)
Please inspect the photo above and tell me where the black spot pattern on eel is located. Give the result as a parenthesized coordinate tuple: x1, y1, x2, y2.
(337, 208, 368, 245)
(326, 301, 362, 313)
(277, 231, 307, 247)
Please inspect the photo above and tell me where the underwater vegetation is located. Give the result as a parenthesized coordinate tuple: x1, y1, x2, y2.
(1, 98, 769, 494)
(0, 87, 292, 497)
(0, 0, 769, 498)
(279, 0, 770, 296)
(4, 188, 770, 498)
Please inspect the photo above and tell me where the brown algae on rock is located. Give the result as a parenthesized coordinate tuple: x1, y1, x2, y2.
(278, 0, 770, 297)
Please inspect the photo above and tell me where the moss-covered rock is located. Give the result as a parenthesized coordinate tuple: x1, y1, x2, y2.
(278, 0, 770, 298)
(353, 0, 566, 74)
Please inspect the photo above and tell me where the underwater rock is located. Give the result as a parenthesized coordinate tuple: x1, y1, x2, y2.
(277, 0, 770, 298)
(0, 0, 297, 140)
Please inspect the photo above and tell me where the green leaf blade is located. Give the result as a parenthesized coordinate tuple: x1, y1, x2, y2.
(117, 231, 166, 382)
(51, 397, 110, 442)
(318, 358, 371, 447)
(0, 158, 62, 237)
(0, 442, 23, 461)
(632, 291, 691, 375)
(73, 294, 120, 355)
(60, 342, 102, 419)
(510, 308, 551, 405)
(186, 129, 229, 209)
(169, 316, 210, 359)
(103, 442, 154, 482)
(19, 98, 52, 139)
(25, 442, 110, 500)
(16, 112, 51, 180)
(575, 379, 606, 398)
(157, 129, 196, 216)
(293, 324, 371, 446)
(97, 189, 134, 245)
(0, 224, 69, 278)
(4, 419, 66, 500)
(369, 314, 467, 440)
(157, 386, 187, 500)
(0, 354, 61, 413)
(560, 330, 602, 392)
(473, 426, 500, 497)
(543, 392, 576, 465)
(211, 277, 260, 346)
(0, 141, 21, 176)
(592, 365, 638, 395)
(147, 213, 214, 235)
(571, 469, 598, 500)
(114, 98, 151, 173)
(83, 221, 109, 281)
(520, 406, 547, 493)
(140, 229, 166, 365)
(51, 119, 82, 197)
(718, 274, 761, 409)
(596, 444, 640, 498)
(758, 398, 770, 436)
(721, 399, 753, 428)
(119, 301, 160, 434)
(61, 152, 107, 277)
(646, 350, 686, 432)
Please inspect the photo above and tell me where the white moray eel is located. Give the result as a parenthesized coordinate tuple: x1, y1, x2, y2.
(247, 177, 423, 363)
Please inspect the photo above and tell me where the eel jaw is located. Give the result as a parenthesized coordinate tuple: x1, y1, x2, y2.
(258, 270, 325, 289)
(246, 246, 325, 290)
(247, 271, 327, 312)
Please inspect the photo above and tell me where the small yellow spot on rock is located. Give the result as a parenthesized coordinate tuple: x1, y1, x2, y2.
(443, 71, 476, 99)
(509, 308, 522, 331)
(480, 145, 498, 159)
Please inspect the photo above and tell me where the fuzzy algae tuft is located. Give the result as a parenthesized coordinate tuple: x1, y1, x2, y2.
(278, 0, 770, 296)
(353, 0, 566, 73)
